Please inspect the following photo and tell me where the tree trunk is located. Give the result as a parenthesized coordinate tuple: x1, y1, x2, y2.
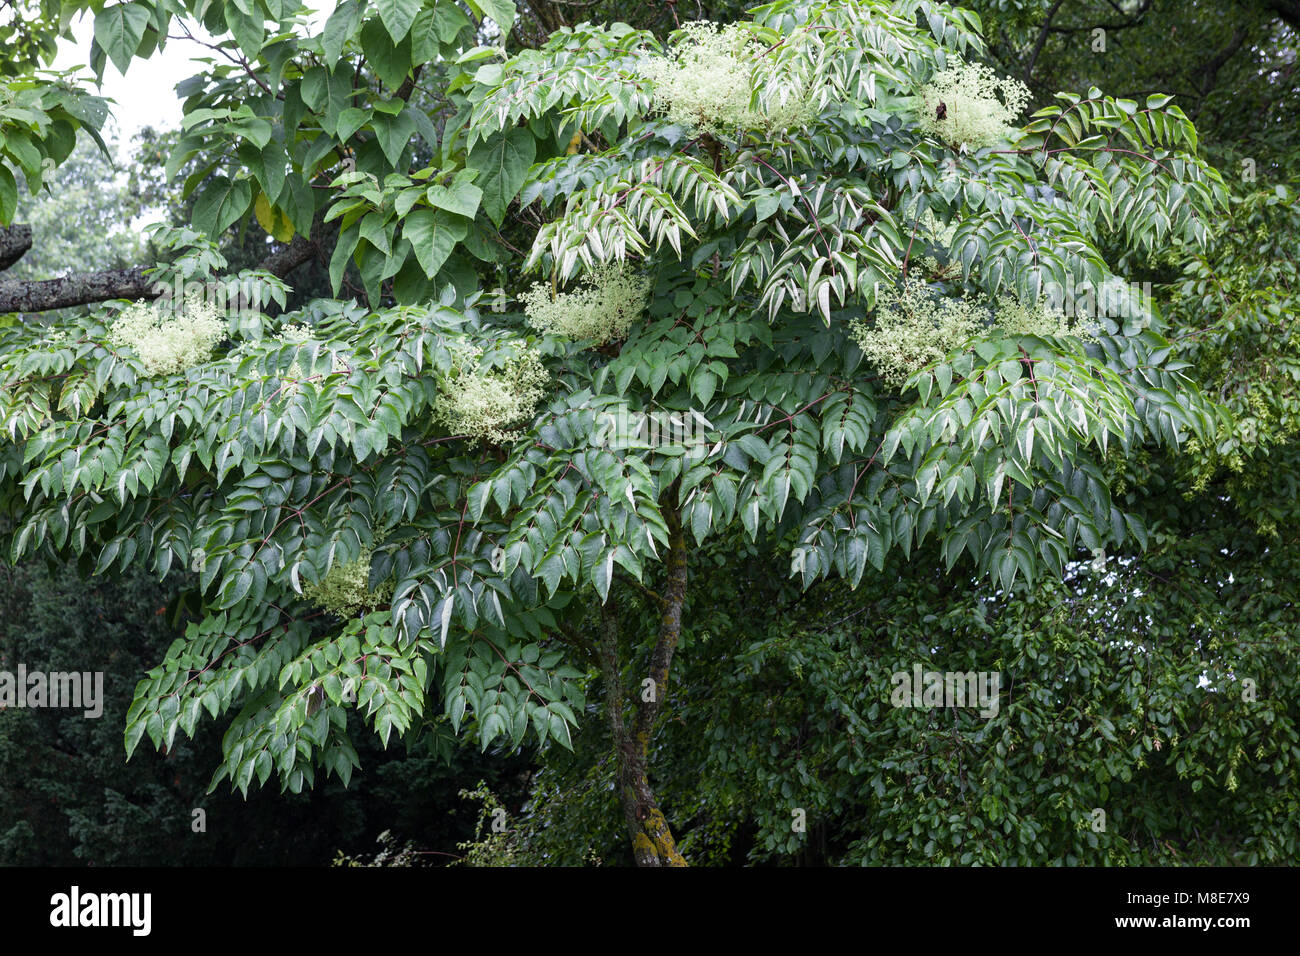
(598, 498, 689, 867)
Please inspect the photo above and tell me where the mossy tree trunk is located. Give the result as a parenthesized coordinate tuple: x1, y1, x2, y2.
(598, 497, 688, 867)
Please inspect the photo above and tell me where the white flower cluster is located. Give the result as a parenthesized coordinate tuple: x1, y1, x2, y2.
(917, 62, 1031, 151)
(434, 345, 549, 445)
(996, 296, 1098, 341)
(107, 292, 225, 376)
(520, 262, 650, 345)
(851, 272, 1096, 386)
(278, 323, 313, 343)
(639, 21, 818, 136)
(301, 547, 393, 618)
(852, 273, 983, 386)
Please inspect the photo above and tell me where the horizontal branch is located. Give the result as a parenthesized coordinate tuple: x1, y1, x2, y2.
(256, 233, 319, 280)
(0, 266, 158, 313)
(0, 230, 322, 314)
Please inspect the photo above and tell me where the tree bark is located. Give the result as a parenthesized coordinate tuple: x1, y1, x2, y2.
(0, 266, 159, 313)
(599, 497, 689, 867)
(0, 227, 323, 314)
(1023, 0, 1066, 83)
(255, 233, 320, 280)
(0, 225, 33, 273)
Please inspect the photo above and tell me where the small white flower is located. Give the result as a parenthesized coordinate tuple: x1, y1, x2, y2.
(301, 547, 393, 618)
(278, 323, 313, 343)
(850, 270, 1096, 386)
(639, 21, 819, 137)
(433, 345, 549, 445)
(851, 271, 983, 386)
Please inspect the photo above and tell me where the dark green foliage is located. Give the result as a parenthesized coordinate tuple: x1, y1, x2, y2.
(0, 551, 529, 864)
(516, 493, 1300, 865)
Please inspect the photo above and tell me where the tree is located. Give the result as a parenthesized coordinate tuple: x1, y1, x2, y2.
(0, 0, 1231, 865)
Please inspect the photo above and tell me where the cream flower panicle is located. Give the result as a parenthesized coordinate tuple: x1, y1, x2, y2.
(434, 344, 549, 445)
(639, 21, 819, 137)
(301, 547, 393, 618)
(995, 295, 1099, 341)
(918, 62, 1031, 151)
(520, 262, 650, 345)
(107, 292, 226, 376)
(851, 270, 1098, 386)
(278, 323, 313, 343)
(852, 272, 982, 386)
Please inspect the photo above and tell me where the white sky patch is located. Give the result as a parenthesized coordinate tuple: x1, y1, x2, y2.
(50, 6, 336, 156)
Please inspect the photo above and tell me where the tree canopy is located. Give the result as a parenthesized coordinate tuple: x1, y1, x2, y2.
(0, 0, 1296, 866)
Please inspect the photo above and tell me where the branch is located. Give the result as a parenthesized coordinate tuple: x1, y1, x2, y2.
(256, 232, 320, 279)
(526, 0, 569, 33)
(1046, 0, 1152, 34)
(633, 495, 687, 742)
(0, 266, 158, 313)
(0, 227, 323, 314)
(172, 22, 281, 100)
(0, 224, 32, 272)
(1024, 0, 1067, 83)
(555, 619, 599, 668)
(1196, 27, 1248, 98)
(618, 569, 667, 610)
(393, 64, 424, 103)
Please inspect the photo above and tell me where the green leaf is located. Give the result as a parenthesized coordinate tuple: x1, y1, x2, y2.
(372, 109, 417, 166)
(301, 67, 353, 135)
(335, 107, 369, 143)
(754, 192, 780, 222)
(254, 193, 295, 242)
(402, 105, 440, 152)
(0, 165, 16, 226)
(403, 208, 469, 277)
(469, 128, 536, 227)
(192, 177, 253, 237)
(322, 0, 363, 67)
(430, 2, 470, 45)
(376, 0, 422, 43)
(360, 17, 413, 91)
(5, 133, 41, 182)
(93, 3, 150, 75)
(473, 0, 517, 32)
(225, 3, 265, 59)
(329, 222, 361, 292)
(426, 181, 483, 219)
(359, 211, 393, 255)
